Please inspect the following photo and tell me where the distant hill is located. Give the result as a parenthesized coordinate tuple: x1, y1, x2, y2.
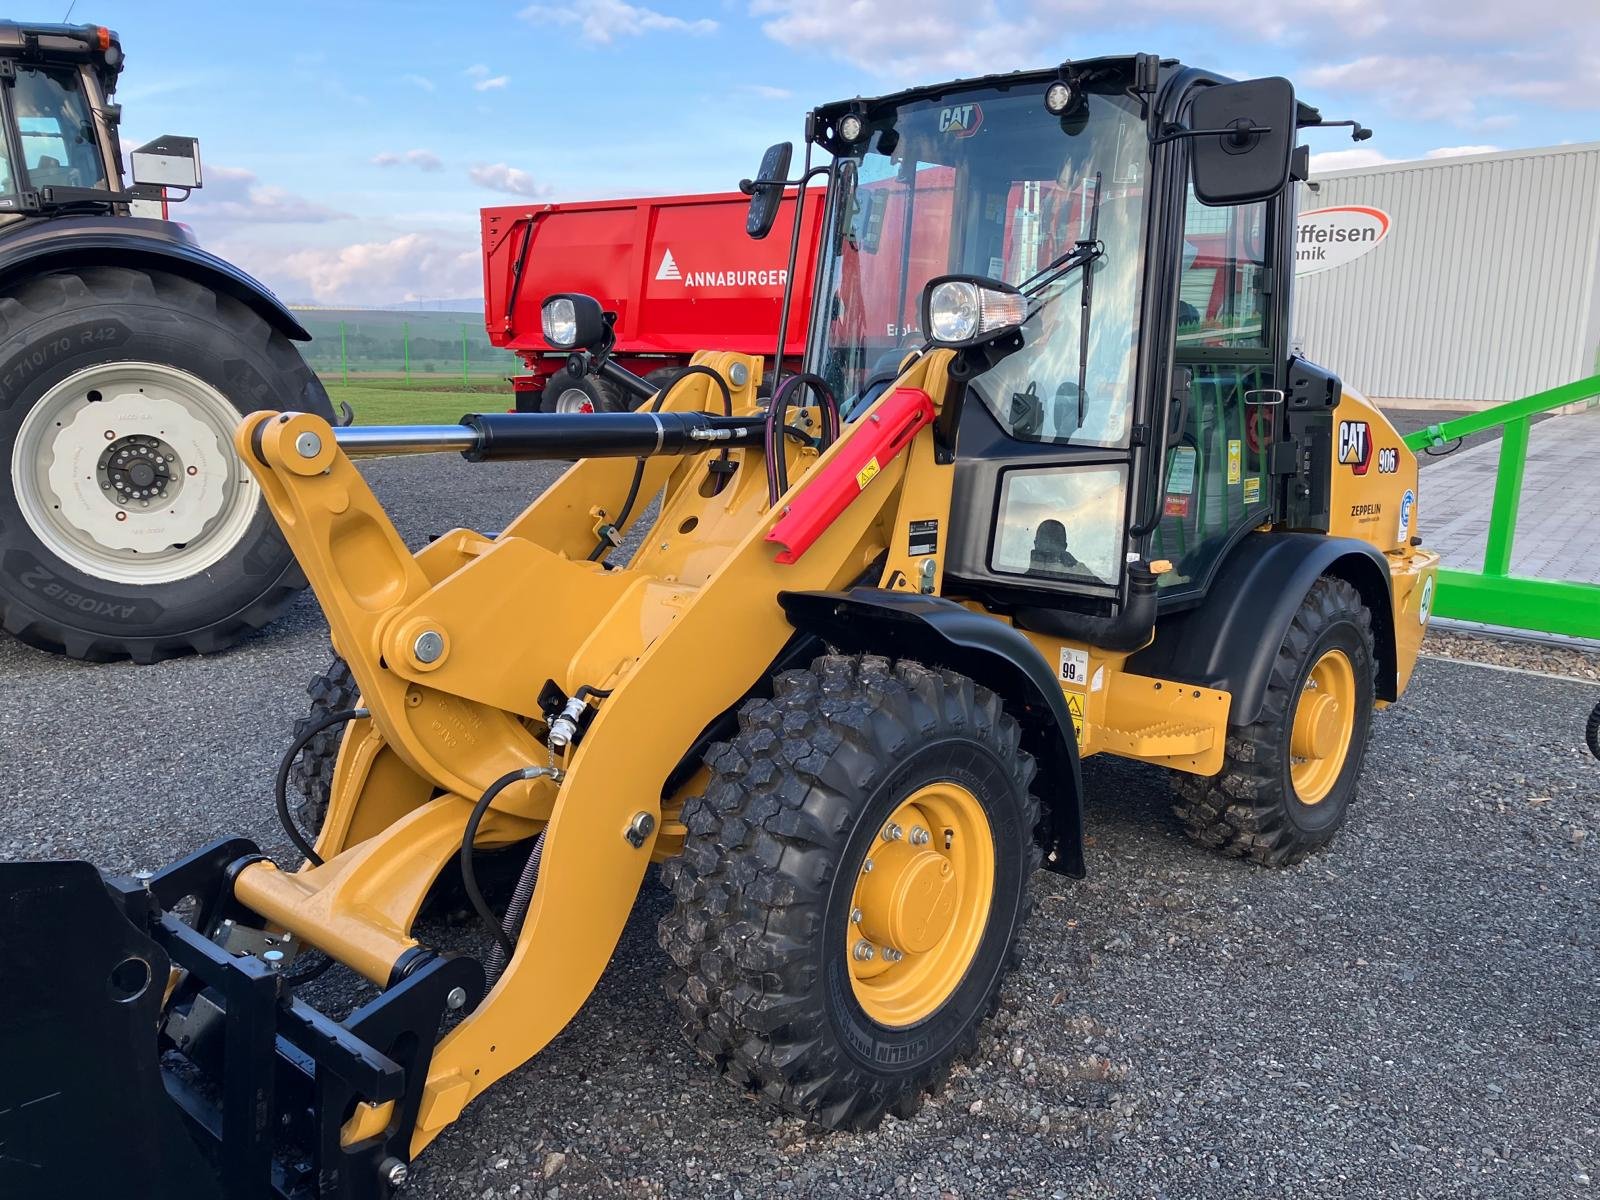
(286, 298, 484, 314)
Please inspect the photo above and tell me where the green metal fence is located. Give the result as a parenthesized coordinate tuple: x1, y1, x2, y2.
(291, 308, 520, 384)
(1403, 374, 1600, 639)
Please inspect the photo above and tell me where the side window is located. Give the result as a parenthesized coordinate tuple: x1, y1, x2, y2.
(9, 66, 107, 190)
(1152, 184, 1277, 596)
(1177, 194, 1268, 348)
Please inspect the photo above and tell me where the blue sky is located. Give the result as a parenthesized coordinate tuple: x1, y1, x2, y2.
(84, 0, 1598, 304)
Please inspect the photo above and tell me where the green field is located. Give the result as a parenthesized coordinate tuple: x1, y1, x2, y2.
(325, 379, 515, 426)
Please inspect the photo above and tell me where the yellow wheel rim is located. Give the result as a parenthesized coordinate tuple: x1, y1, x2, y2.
(846, 782, 995, 1028)
(1289, 648, 1357, 804)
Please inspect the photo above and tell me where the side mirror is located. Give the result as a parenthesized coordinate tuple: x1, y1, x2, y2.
(130, 135, 203, 190)
(1188, 77, 1296, 206)
(540, 293, 608, 351)
(744, 141, 792, 240)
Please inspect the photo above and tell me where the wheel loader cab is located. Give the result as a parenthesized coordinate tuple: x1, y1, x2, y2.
(807, 59, 1310, 619)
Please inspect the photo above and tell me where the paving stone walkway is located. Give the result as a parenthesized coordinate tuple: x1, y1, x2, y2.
(1418, 405, 1600, 584)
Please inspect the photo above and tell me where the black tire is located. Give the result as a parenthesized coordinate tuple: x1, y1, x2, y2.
(1173, 577, 1376, 866)
(659, 654, 1040, 1130)
(288, 656, 359, 836)
(540, 373, 624, 414)
(0, 265, 331, 662)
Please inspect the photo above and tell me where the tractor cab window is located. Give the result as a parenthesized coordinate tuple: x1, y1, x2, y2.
(8, 65, 108, 191)
(1151, 185, 1277, 595)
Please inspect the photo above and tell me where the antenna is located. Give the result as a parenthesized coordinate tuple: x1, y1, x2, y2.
(62, 1, 77, 20)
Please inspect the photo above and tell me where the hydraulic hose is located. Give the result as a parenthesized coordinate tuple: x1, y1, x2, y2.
(764, 372, 841, 506)
(275, 706, 369, 868)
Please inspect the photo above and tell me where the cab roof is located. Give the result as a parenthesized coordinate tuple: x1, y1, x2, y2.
(0, 22, 123, 92)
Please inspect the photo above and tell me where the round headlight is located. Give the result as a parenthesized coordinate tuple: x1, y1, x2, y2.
(838, 113, 865, 143)
(1045, 81, 1075, 115)
(541, 297, 577, 348)
(928, 281, 981, 344)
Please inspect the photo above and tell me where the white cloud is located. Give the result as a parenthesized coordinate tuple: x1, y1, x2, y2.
(465, 64, 510, 92)
(740, 84, 793, 100)
(753, 0, 1034, 77)
(259, 233, 483, 306)
(468, 162, 549, 197)
(372, 148, 444, 171)
(1425, 144, 1502, 158)
(520, 0, 717, 46)
(182, 165, 349, 226)
(401, 73, 435, 92)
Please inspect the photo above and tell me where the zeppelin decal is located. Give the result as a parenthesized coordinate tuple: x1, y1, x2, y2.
(1294, 206, 1392, 276)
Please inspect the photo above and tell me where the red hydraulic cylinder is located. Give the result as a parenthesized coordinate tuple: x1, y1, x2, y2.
(765, 388, 936, 565)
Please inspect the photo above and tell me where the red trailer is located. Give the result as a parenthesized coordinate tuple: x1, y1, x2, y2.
(482, 190, 825, 412)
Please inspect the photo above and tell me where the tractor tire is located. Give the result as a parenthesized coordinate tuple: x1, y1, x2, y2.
(0, 265, 331, 662)
(288, 656, 359, 836)
(541, 373, 625, 414)
(1173, 577, 1376, 867)
(659, 654, 1040, 1130)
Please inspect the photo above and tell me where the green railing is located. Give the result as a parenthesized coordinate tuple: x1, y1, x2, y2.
(1402, 374, 1600, 639)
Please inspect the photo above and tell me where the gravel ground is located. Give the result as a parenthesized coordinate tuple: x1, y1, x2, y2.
(1424, 627, 1600, 683)
(1, 454, 1597, 1199)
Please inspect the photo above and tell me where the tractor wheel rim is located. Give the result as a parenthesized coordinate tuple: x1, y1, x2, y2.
(847, 781, 995, 1028)
(553, 388, 595, 415)
(11, 361, 259, 585)
(1289, 647, 1357, 804)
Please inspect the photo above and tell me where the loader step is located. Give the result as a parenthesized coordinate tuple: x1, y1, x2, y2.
(1095, 719, 1216, 758)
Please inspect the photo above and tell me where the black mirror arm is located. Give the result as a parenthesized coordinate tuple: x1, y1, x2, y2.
(1302, 118, 1373, 142)
(741, 165, 831, 195)
(1150, 121, 1274, 148)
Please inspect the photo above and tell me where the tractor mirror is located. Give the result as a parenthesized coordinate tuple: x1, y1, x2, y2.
(744, 141, 792, 240)
(130, 135, 203, 190)
(1188, 78, 1296, 206)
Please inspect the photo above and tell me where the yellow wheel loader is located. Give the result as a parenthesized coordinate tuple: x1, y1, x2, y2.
(0, 55, 1437, 1198)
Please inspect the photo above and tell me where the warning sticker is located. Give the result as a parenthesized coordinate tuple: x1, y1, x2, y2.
(1163, 494, 1190, 518)
(909, 518, 939, 557)
(1064, 692, 1084, 739)
(1166, 446, 1196, 495)
(1227, 440, 1242, 485)
(1243, 476, 1262, 506)
(856, 457, 881, 490)
(1058, 646, 1089, 686)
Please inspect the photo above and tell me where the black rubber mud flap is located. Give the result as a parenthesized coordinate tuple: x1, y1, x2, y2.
(0, 861, 223, 1200)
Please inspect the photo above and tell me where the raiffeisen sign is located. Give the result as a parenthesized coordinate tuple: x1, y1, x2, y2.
(1295, 205, 1392, 276)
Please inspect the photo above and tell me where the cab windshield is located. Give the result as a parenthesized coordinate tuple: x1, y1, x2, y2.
(810, 81, 1149, 450)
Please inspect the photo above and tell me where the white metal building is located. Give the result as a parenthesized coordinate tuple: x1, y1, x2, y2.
(1291, 142, 1600, 406)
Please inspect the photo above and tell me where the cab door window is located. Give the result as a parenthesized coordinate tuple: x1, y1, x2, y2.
(1152, 187, 1275, 595)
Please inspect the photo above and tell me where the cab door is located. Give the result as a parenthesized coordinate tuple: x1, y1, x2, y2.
(1149, 183, 1280, 597)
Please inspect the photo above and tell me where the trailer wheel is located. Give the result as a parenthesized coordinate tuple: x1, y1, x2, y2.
(659, 654, 1039, 1130)
(1174, 577, 1376, 866)
(288, 655, 360, 836)
(541, 374, 624, 414)
(0, 266, 330, 661)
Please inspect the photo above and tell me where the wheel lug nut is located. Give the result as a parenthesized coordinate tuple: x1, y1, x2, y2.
(850, 907, 862, 924)
(884, 948, 904, 963)
(862, 858, 874, 873)
(910, 826, 931, 846)
(881, 823, 903, 842)
(852, 940, 875, 962)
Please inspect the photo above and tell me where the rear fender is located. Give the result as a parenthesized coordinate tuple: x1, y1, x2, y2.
(780, 588, 1086, 878)
(1129, 531, 1396, 726)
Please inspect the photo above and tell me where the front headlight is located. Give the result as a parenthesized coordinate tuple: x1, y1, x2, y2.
(922, 276, 1027, 349)
(541, 297, 578, 348)
(539, 293, 608, 351)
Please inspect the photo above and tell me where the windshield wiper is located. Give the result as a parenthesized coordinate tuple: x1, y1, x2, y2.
(1072, 171, 1104, 431)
